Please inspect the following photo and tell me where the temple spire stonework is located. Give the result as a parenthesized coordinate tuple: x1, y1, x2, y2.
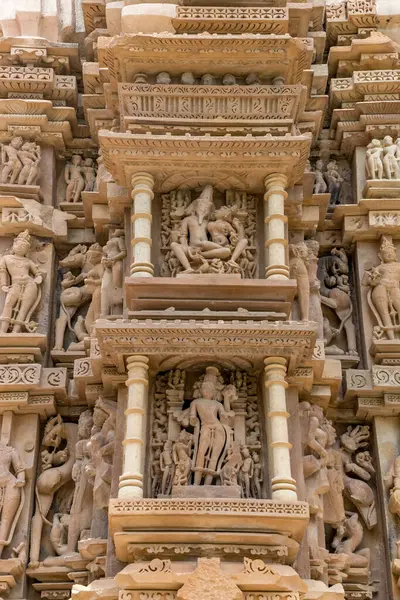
(0, 0, 399, 599)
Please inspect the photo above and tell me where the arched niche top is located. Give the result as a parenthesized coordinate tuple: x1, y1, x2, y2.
(157, 356, 254, 372)
(157, 170, 248, 194)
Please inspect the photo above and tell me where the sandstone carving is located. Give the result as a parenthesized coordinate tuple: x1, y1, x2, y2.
(0, 441, 26, 558)
(363, 235, 400, 340)
(0, 138, 40, 186)
(29, 415, 77, 567)
(54, 243, 104, 351)
(0, 0, 398, 598)
(101, 230, 126, 317)
(162, 187, 255, 278)
(0, 230, 46, 333)
(318, 248, 357, 355)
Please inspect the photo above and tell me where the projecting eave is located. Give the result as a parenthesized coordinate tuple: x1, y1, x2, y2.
(99, 131, 312, 191)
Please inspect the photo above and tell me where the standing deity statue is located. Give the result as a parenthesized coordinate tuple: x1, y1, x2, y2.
(82, 158, 97, 192)
(65, 155, 85, 203)
(386, 454, 400, 519)
(68, 410, 94, 553)
(86, 398, 116, 512)
(289, 242, 310, 322)
(325, 160, 343, 205)
(0, 441, 26, 558)
(172, 431, 193, 487)
(239, 446, 254, 498)
(365, 139, 383, 180)
(313, 160, 328, 194)
(382, 135, 400, 180)
(0, 230, 46, 334)
(160, 440, 174, 496)
(363, 236, 400, 340)
(305, 240, 324, 339)
(175, 367, 235, 486)
(101, 230, 126, 317)
(300, 402, 331, 562)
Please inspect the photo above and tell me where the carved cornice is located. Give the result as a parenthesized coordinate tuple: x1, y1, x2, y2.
(118, 83, 307, 129)
(0, 38, 80, 73)
(98, 34, 313, 85)
(99, 131, 311, 191)
(109, 497, 309, 543)
(93, 318, 317, 373)
(173, 6, 289, 35)
(326, 0, 378, 47)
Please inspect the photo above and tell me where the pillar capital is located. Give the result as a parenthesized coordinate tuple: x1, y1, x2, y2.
(126, 354, 149, 370)
(264, 173, 288, 192)
(131, 172, 155, 194)
(264, 357, 288, 386)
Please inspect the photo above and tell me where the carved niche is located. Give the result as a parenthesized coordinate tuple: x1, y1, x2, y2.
(0, 230, 47, 334)
(159, 186, 257, 278)
(299, 406, 376, 592)
(365, 136, 400, 181)
(362, 235, 400, 341)
(312, 158, 352, 205)
(0, 138, 41, 187)
(149, 367, 264, 499)
(317, 247, 358, 357)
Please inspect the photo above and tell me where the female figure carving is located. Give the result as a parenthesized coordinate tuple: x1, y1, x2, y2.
(65, 155, 85, 203)
(383, 136, 400, 179)
(366, 139, 383, 180)
(101, 230, 126, 317)
(0, 441, 25, 558)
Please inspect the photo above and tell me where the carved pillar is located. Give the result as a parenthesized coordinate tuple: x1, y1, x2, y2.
(263, 174, 289, 280)
(130, 173, 155, 278)
(119, 355, 149, 498)
(263, 357, 297, 501)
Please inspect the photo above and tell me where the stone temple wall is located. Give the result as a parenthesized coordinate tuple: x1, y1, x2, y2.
(0, 1, 399, 600)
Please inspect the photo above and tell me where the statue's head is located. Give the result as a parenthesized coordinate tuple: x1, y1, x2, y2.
(379, 235, 397, 263)
(200, 365, 220, 400)
(222, 73, 236, 86)
(315, 160, 324, 170)
(201, 74, 216, 85)
(305, 239, 319, 257)
(71, 154, 82, 165)
(384, 135, 394, 145)
(181, 72, 195, 85)
(78, 410, 93, 439)
(12, 230, 31, 257)
(241, 445, 250, 458)
(290, 242, 308, 259)
(156, 72, 171, 84)
(213, 204, 233, 222)
(10, 136, 23, 149)
(191, 185, 214, 224)
(84, 158, 94, 167)
(43, 414, 63, 447)
(86, 243, 103, 264)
